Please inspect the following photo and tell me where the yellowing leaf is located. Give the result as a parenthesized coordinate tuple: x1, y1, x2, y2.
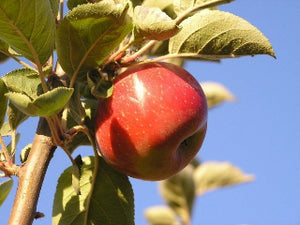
(200, 81, 235, 108)
(169, 10, 275, 59)
(193, 161, 255, 195)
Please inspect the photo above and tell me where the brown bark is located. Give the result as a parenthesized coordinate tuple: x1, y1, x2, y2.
(8, 118, 56, 225)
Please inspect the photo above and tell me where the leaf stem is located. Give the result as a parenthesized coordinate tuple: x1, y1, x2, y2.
(102, 38, 136, 67)
(121, 40, 157, 64)
(175, 0, 235, 25)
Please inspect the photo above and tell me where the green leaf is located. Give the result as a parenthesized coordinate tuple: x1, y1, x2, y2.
(53, 156, 135, 225)
(72, 155, 83, 195)
(0, 40, 9, 63)
(173, 0, 194, 16)
(56, 1, 133, 77)
(0, 0, 55, 65)
(144, 206, 178, 225)
(193, 161, 255, 195)
(0, 122, 12, 136)
(0, 179, 13, 206)
(20, 143, 32, 163)
(6, 87, 74, 117)
(7, 103, 29, 130)
(169, 10, 275, 59)
(67, 0, 87, 10)
(32, 87, 74, 116)
(66, 98, 97, 153)
(87, 70, 114, 98)
(0, 79, 8, 128)
(200, 81, 235, 108)
(159, 164, 195, 224)
(133, 6, 179, 41)
(2, 68, 42, 99)
(50, 0, 60, 17)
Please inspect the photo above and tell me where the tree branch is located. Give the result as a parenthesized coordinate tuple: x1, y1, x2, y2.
(8, 118, 57, 225)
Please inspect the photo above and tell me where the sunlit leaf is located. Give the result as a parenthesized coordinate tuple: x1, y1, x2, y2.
(6, 87, 74, 117)
(0, 79, 8, 128)
(53, 156, 134, 225)
(2, 68, 42, 99)
(144, 206, 179, 225)
(200, 81, 235, 108)
(0, 179, 13, 206)
(56, 1, 133, 77)
(142, 0, 176, 18)
(159, 164, 195, 223)
(0, 0, 55, 65)
(194, 161, 255, 195)
(169, 10, 275, 59)
(0, 122, 11, 136)
(173, 0, 194, 15)
(133, 6, 179, 40)
(20, 143, 32, 163)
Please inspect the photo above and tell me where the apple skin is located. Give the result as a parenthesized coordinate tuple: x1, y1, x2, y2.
(95, 62, 207, 180)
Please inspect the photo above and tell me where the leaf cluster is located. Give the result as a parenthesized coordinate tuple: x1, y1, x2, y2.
(0, 0, 275, 224)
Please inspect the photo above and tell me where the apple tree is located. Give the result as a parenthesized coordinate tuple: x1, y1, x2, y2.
(0, 0, 274, 224)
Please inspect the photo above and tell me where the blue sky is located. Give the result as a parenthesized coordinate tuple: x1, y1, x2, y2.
(1, 0, 300, 225)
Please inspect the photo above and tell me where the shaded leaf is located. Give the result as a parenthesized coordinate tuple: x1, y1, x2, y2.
(200, 81, 235, 108)
(7, 103, 29, 130)
(2, 68, 42, 99)
(67, 0, 87, 10)
(0, 79, 8, 128)
(6, 87, 74, 117)
(53, 156, 134, 225)
(0, 0, 55, 65)
(56, 1, 133, 77)
(194, 161, 255, 195)
(0, 40, 10, 63)
(169, 10, 275, 59)
(66, 98, 97, 153)
(0, 179, 13, 206)
(20, 143, 32, 163)
(50, 0, 60, 18)
(144, 206, 179, 225)
(133, 6, 179, 40)
(159, 164, 195, 223)
(72, 157, 82, 195)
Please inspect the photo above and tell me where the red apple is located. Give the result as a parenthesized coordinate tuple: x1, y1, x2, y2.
(95, 62, 207, 180)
